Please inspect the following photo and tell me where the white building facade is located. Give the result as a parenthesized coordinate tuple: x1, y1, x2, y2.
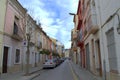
(77, 0, 120, 79)
(98, 0, 120, 79)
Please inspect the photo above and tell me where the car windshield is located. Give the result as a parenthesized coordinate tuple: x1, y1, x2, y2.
(46, 60, 53, 62)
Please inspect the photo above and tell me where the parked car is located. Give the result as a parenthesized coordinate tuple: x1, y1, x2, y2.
(60, 58, 65, 63)
(43, 59, 56, 69)
(53, 58, 61, 66)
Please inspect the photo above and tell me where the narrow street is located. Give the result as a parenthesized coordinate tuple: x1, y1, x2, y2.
(0, 0, 120, 80)
(32, 60, 78, 80)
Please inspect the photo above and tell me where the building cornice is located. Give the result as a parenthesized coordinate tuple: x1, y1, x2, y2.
(8, 0, 27, 17)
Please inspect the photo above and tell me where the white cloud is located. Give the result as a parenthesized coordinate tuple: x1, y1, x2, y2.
(19, 0, 79, 49)
(65, 41, 72, 49)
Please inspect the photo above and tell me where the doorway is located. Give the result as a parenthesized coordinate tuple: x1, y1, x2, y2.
(91, 39, 95, 72)
(96, 40, 102, 76)
(85, 43, 90, 70)
(2, 46, 9, 73)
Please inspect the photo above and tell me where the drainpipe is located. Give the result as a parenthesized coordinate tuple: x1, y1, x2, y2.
(97, 0, 106, 80)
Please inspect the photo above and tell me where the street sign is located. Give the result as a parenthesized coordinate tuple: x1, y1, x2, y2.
(23, 40, 27, 47)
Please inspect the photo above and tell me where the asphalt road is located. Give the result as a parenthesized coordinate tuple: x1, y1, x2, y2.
(32, 60, 78, 80)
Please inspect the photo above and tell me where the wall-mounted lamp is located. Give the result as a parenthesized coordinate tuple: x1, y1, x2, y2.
(117, 22, 120, 34)
(116, 13, 120, 34)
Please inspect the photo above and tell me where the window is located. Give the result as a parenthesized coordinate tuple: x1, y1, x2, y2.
(92, 0, 95, 7)
(13, 16, 19, 35)
(13, 22, 18, 34)
(15, 49, 20, 63)
(106, 28, 118, 72)
(79, 29, 82, 41)
(38, 53, 40, 62)
(85, 43, 90, 70)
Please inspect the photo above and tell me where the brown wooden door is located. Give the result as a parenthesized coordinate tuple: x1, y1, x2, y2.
(2, 46, 9, 73)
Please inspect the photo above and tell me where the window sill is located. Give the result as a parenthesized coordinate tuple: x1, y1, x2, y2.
(14, 62, 21, 65)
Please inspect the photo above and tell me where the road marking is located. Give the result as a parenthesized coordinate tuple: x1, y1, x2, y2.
(68, 62, 79, 80)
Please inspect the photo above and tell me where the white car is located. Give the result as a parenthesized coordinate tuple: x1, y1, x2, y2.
(43, 59, 56, 69)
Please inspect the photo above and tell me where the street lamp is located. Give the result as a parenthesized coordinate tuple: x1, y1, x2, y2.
(69, 13, 76, 15)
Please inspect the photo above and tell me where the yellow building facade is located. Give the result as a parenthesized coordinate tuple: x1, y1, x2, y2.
(50, 38, 57, 52)
(0, 0, 7, 74)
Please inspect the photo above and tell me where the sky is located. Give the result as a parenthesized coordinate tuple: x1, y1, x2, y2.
(18, 0, 79, 49)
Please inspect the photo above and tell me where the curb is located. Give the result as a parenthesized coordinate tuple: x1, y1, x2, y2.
(69, 61, 81, 80)
(29, 72, 41, 80)
(0, 67, 43, 80)
(28, 68, 43, 80)
(70, 61, 103, 80)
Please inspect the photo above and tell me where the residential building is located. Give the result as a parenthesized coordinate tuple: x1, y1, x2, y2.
(75, 0, 105, 78)
(56, 41, 64, 57)
(0, 0, 7, 74)
(0, 0, 59, 74)
(24, 14, 38, 69)
(40, 30, 51, 61)
(74, 0, 120, 80)
(70, 12, 82, 65)
(98, 0, 120, 79)
(81, 0, 101, 76)
(35, 24, 42, 67)
(48, 37, 52, 59)
(50, 37, 57, 53)
(3, 0, 27, 73)
(64, 49, 70, 58)
(42, 32, 47, 50)
(45, 36, 51, 60)
(71, 28, 78, 64)
(76, 0, 86, 68)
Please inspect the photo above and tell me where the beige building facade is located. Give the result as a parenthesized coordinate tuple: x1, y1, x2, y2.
(0, 0, 7, 74)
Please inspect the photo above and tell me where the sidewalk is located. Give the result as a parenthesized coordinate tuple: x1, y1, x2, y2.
(70, 61, 103, 80)
(0, 66, 43, 80)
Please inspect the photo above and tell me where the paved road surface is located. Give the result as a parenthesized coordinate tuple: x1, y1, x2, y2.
(32, 60, 78, 80)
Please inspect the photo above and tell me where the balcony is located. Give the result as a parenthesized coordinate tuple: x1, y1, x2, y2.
(29, 41, 35, 47)
(77, 32, 84, 48)
(77, 29, 83, 42)
(11, 34, 23, 41)
(12, 22, 23, 41)
(36, 41, 42, 49)
(72, 31, 78, 40)
(72, 47, 77, 51)
(87, 14, 99, 34)
(77, 19, 82, 30)
(12, 28, 23, 41)
(77, 40, 84, 48)
(71, 41, 77, 51)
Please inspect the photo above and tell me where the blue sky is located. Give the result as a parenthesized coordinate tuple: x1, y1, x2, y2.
(18, 0, 79, 49)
